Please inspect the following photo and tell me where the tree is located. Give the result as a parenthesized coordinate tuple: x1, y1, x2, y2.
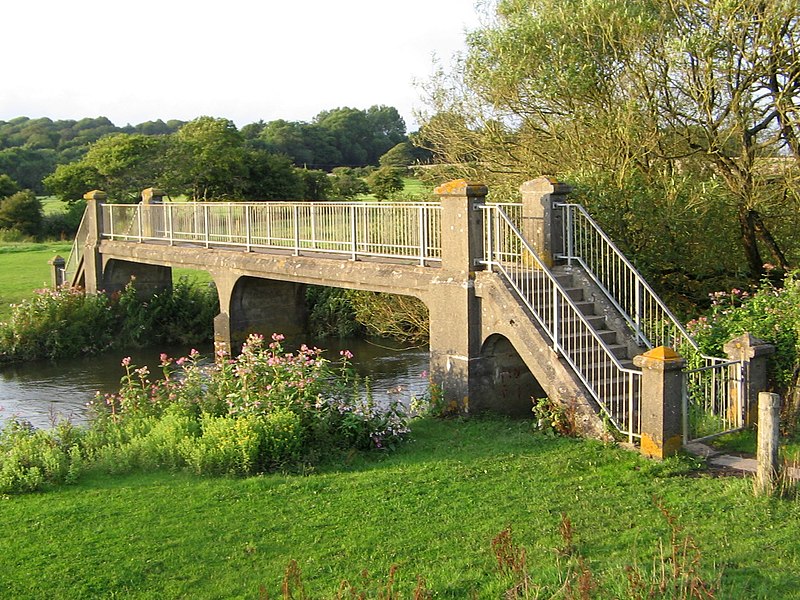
(329, 167, 369, 199)
(242, 151, 305, 200)
(0, 174, 19, 198)
(44, 162, 102, 203)
(379, 141, 433, 167)
(165, 117, 247, 200)
(420, 0, 800, 288)
(296, 169, 331, 200)
(44, 133, 165, 202)
(0, 190, 43, 236)
(367, 166, 404, 200)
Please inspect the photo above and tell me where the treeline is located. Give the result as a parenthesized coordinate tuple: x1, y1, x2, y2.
(0, 117, 185, 194)
(0, 106, 433, 206)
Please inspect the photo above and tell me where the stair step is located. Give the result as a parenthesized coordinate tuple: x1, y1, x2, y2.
(566, 343, 629, 360)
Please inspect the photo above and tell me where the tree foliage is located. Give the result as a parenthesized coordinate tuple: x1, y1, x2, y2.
(367, 166, 405, 200)
(260, 106, 407, 168)
(0, 190, 43, 236)
(419, 0, 800, 301)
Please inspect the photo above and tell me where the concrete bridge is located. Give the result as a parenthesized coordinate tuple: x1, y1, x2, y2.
(57, 178, 770, 457)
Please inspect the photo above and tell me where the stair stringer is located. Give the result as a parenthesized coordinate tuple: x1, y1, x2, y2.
(474, 270, 607, 439)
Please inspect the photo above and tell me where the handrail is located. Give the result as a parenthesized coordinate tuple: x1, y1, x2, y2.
(101, 201, 442, 265)
(556, 202, 701, 355)
(62, 207, 90, 286)
(481, 204, 641, 439)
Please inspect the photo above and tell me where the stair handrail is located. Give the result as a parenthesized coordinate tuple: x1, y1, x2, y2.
(62, 206, 90, 287)
(556, 202, 702, 355)
(481, 204, 641, 438)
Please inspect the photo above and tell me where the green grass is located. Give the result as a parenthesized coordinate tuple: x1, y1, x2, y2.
(40, 195, 69, 216)
(0, 242, 72, 320)
(1, 418, 798, 598)
(0, 242, 213, 322)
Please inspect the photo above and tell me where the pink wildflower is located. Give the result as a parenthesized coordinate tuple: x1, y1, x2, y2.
(121, 356, 132, 367)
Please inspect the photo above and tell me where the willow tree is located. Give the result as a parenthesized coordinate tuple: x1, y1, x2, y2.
(419, 0, 800, 287)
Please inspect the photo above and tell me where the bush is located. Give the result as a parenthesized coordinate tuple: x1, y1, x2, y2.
(0, 333, 414, 493)
(87, 334, 411, 476)
(0, 286, 116, 360)
(687, 269, 800, 389)
(0, 419, 83, 493)
(0, 190, 43, 237)
(0, 278, 218, 362)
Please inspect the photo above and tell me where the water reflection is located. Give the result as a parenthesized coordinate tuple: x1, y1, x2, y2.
(0, 338, 429, 430)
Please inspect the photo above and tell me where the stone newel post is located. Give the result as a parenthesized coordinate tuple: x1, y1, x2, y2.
(82, 189, 107, 293)
(723, 333, 775, 425)
(428, 179, 487, 413)
(633, 346, 685, 459)
(519, 177, 571, 266)
(49, 255, 66, 288)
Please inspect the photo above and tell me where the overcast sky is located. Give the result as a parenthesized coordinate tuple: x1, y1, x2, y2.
(1, 0, 482, 131)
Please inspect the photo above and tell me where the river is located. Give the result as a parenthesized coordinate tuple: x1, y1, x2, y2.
(0, 337, 429, 430)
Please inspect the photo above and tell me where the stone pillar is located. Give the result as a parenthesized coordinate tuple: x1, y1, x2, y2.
(519, 177, 572, 266)
(755, 391, 781, 495)
(82, 190, 107, 293)
(428, 179, 487, 413)
(49, 255, 65, 288)
(723, 333, 775, 425)
(633, 346, 685, 459)
(141, 187, 165, 204)
(141, 187, 165, 239)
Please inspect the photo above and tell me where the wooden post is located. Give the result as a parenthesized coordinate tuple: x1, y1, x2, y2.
(755, 391, 781, 495)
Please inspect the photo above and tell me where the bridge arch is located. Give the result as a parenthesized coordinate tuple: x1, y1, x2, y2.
(477, 333, 547, 417)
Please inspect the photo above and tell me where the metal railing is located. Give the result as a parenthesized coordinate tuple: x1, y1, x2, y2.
(101, 201, 442, 265)
(682, 359, 746, 443)
(481, 204, 642, 440)
(557, 202, 698, 354)
(556, 202, 746, 442)
(62, 209, 90, 286)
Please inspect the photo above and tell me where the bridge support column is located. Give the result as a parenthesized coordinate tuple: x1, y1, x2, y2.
(82, 190, 106, 294)
(723, 333, 775, 425)
(520, 177, 571, 267)
(633, 346, 685, 459)
(212, 272, 307, 355)
(429, 180, 487, 413)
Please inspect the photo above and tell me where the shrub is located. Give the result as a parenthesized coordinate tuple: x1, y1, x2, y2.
(686, 269, 800, 389)
(0, 278, 218, 362)
(0, 419, 82, 493)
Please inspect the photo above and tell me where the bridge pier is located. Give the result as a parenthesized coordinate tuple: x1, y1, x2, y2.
(428, 180, 488, 413)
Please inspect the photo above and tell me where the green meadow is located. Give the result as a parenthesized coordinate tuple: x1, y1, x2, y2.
(0, 418, 798, 598)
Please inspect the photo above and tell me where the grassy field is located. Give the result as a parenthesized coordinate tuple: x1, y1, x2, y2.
(0, 418, 798, 598)
(0, 243, 211, 322)
(0, 242, 73, 320)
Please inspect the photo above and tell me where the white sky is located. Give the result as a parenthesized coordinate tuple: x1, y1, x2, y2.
(1, 0, 483, 132)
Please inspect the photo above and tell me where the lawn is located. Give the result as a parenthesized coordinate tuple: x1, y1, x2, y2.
(0, 417, 798, 598)
(0, 242, 73, 320)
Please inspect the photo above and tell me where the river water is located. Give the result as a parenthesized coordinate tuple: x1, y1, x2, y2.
(0, 338, 429, 430)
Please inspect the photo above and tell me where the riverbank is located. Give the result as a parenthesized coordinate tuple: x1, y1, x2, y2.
(1, 417, 798, 598)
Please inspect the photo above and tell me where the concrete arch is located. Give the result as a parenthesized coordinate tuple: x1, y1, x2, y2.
(212, 273, 307, 352)
(100, 257, 172, 297)
(477, 333, 547, 417)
